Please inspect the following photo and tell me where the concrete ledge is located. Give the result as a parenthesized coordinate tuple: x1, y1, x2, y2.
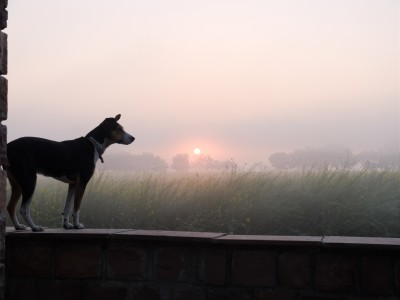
(6, 227, 400, 249)
(112, 229, 226, 242)
(322, 235, 400, 250)
(216, 234, 322, 246)
(6, 228, 130, 240)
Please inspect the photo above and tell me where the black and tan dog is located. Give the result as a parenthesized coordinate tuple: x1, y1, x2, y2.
(5, 114, 134, 231)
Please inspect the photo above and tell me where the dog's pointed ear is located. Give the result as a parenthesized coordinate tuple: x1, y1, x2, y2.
(115, 114, 121, 121)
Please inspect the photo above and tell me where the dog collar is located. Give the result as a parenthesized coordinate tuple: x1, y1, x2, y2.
(87, 137, 105, 163)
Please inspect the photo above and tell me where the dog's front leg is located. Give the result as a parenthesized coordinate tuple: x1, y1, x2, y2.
(62, 184, 75, 229)
(73, 183, 87, 229)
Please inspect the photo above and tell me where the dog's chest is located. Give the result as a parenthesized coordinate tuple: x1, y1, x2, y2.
(53, 173, 78, 184)
(93, 150, 100, 164)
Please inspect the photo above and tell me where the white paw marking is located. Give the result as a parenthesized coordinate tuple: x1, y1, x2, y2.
(32, 226, 44, 232)
(74, 223, 85, 229)
(63, 222, 74, 229)
(15, 224, 28, 231)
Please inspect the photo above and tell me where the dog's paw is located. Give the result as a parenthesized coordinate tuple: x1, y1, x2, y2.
(32, 226, 44, 232)
(63, 222, 74, 229)
(74, 223, 85, 229)
(15, 224, 28, 231)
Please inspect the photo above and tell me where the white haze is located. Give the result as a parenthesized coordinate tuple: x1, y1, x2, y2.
(4, 0, 399, 165)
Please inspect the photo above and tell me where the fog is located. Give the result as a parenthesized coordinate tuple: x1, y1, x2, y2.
(4, 0, 399, 166)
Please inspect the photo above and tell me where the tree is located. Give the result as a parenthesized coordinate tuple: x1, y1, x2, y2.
(133, 152, 168, 171)
(289, 146, 355, 169)
(210, 159, 237, 170)
(192, 154, 214, 170)
(171, 153, 190, 172)
(269, 146, 356, 170)
(356, 150, 400, 169)
(102, 152, 168, 171)
(192, 154, 237, 171)
(269, 152, 290, 169)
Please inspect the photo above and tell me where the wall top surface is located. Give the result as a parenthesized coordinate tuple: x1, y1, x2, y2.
(6, 227, 400, 250)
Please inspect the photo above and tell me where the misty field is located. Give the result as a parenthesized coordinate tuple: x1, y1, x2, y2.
(6, 169, 400, 237)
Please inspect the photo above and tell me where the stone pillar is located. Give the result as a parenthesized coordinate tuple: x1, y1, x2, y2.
(0, 0, 7, 299)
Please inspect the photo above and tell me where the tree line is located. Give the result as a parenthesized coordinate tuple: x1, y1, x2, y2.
(101, 152, 236, 171)
(269, 146, 400, 170)
(101, 146, 399, 171)
(171, 153, 237, 171)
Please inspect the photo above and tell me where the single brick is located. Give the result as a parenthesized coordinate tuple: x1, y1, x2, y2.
(278, 252, 311, 288)
(255, 290, 297, 300)
(37, 281, 83, 300)
(0, 0, 7, 9)
(7, 280, 37, 300)
(199, 249, 226, 285)
(0, 124, 6, 166)
(55, 245, 101, 278)
(133, 285, 160, 300)
(231, 250, 276, 287)
(87, 284, 128, 300)
(0, 7, 7, 30)
(300, 296, 342, 300)
(153, 247, 183, 281)
(315, 254, 358, 292)
(107, 246, 146, 279)
(395, 258, 400, 291)
(0, 170, 7, 211)
(361, 256, 392, 296)
(174, 288, 203, 300)
(207, 288, 251, 300)
(179, 249, 200, 284)
(0, 32, 6, 75)
(0, 76, 7, 121)
(0, 214, 4, 258)
(0, 262, 4, 298)
(7, 245, 52, 278)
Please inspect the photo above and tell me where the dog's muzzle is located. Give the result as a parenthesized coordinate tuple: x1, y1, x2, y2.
(119, 133, 135, 145)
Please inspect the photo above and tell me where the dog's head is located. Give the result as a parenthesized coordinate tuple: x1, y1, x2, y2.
(86, 114, 135, 146)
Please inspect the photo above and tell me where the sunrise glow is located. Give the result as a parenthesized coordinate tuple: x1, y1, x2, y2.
(194, 148, 201, 156)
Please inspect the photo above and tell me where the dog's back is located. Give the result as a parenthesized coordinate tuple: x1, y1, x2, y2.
(7, 137, 96, 183)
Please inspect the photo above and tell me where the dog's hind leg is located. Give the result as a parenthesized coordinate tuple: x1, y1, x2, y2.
(20, 174, 44, 232)
(7, 172, 27, 231)
(62, 184, 75, 229)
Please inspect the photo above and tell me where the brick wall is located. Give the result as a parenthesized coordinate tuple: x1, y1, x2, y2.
(5, 229, 400, 300)
(0, 0, 6, 299)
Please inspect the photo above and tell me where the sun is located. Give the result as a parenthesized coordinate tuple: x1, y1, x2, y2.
(193, 148, 201, 155)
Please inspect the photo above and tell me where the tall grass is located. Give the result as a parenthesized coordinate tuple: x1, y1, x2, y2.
(6, 169, 400, 237)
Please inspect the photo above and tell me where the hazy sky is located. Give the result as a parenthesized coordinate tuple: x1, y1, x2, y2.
(5, 0, 400, 164)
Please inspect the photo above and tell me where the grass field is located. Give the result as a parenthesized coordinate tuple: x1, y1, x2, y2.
(5, 168, 400, 237)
